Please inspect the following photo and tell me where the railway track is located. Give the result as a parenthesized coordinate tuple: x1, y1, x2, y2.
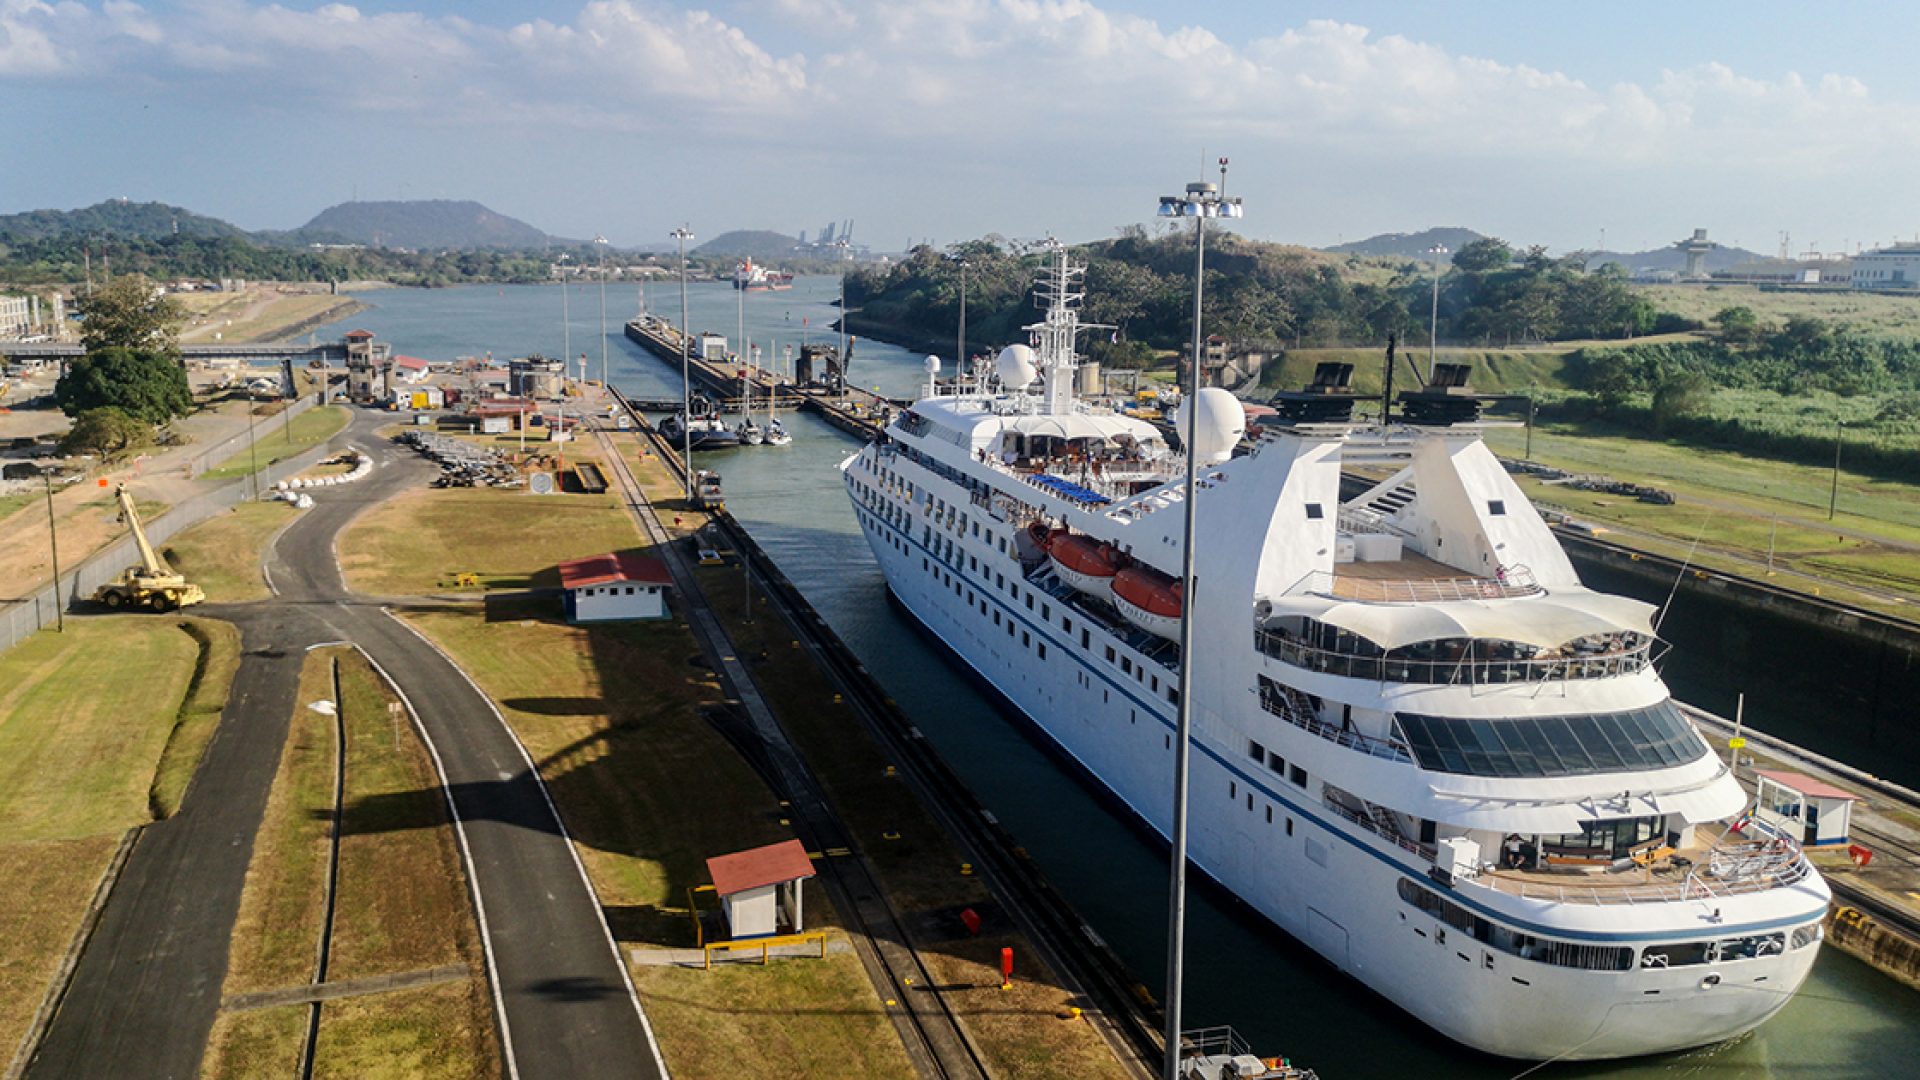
(592, 416, 992, 1080)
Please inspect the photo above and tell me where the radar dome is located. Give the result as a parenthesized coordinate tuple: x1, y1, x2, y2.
(924, 355, 942, 374)
(996, 344, 1037, 390)
(1172, 387, 1246, 464)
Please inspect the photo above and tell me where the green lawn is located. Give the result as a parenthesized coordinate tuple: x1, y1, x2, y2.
(1632, 282, 1920, 339)
(161, 500, 298, 603)
(339, 486, 641, 594)
(200, 405, 349, 480)
(0, 616, 233, 1064)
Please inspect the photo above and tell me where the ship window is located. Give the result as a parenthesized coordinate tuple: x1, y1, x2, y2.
(1285, 817, 1293, 836)
(1266, 751, 1285, 775)
(1121, 657, 1133, 675)
(1395, 701, 1708, 778)
(1042, 603, 1051, 620)
(1289, 764, 1306, 788)
(1488, 499, 1507, 516)
(993, 611, 1001, 626)
(1081, 629, 1091, 649)
(1106, 646, 1117, 663)
(1229, 780, 1237, 798)
(1305, 503, 1324, 520)
(1025, 594, 1034, 611)
(1038, 643, 1047, 660)
(1247, 739, 1265, 762)
(1247, 793, 1254, 811)
(1266, 806, 1274, 824)
(1022, 630, 1030, 647)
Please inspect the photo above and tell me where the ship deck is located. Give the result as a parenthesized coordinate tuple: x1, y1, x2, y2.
(1331, 553, 1488, 601)
(1470, 823, 1810, 905)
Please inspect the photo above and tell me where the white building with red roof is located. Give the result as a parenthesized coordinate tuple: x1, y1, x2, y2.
(705, 839, 816, 939)
(557, 552, 672, 622)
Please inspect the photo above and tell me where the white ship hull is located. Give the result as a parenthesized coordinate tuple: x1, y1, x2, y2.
(846, 449, 1824, 1061)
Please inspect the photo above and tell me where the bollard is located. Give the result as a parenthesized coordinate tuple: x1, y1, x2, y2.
(1000, 946, 1014, 990)
(960, 908, 982, 936)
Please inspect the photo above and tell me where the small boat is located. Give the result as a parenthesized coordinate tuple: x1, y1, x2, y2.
(1110, 565, 1182, 640)
(738, 417, 765, 445)
(764, 418, 793, 447)
(660, 396, 741, 450)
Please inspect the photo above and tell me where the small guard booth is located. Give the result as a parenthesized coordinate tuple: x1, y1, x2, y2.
(1753, 769, 1860, 847)
(706, 839, 815, 940)
(558, 552, 671, 623)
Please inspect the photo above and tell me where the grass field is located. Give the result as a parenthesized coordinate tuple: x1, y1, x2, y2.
(205, 647, 496, 1078)
(1632, 282, 1920, 338)
(0, 616, 234, 1065)
(401, 590, 915, 1078)
(161, 500, 297, 604)
(201, 406, 348, 480)
(339, 486, 639, 594)
(1484, 420, 1920, 609)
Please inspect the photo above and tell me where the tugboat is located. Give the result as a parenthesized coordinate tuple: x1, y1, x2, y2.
(659, 395, 741, 450)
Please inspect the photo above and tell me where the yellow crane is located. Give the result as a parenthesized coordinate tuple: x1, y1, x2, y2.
(92, 485, 206, 612)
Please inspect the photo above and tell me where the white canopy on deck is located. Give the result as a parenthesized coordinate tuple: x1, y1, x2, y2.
(1266, 586, 1656, 650)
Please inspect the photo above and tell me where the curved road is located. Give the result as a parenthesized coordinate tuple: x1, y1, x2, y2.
(29, 409, 665, 1080)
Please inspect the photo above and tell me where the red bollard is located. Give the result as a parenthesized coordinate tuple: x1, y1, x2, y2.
(1000, 946, 1014, 990)
(959, 908, 982, 936)
(1849, 844, 1874, 868)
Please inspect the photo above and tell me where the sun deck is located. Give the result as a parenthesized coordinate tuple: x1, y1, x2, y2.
(1325, 555, 1542, 602)
(1466, 821, 1811, 905)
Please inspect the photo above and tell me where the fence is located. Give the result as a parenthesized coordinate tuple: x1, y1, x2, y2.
(1, 395, 336, 656)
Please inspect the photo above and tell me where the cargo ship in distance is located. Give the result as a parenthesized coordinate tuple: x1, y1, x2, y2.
(733, 258, 793, 291)
(839, 247, 1829, 1061)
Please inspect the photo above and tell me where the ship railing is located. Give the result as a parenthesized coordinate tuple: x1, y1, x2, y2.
(1466, 826, 1813, 906)
(1257, 682, 1413, 763)
(1288, 568, 1542, 603)
(1254, 628, 1652, 685)
(1321, 795, 1435, 861)
(1336, 506, 1417, 539)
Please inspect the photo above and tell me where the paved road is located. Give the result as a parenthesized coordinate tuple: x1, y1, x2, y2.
(30, 410, 665, 1080)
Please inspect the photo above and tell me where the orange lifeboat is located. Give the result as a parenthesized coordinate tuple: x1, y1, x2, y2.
(1050, 534, 1125, 595)
(1111, 566, 1183, 640)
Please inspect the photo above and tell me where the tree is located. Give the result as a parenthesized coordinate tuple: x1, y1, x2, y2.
(1712, 305, 1762, 346)
(1452, 238, 1514, 273)
(78, 273, 184, 353)
(54, 346, 193, 423)
(59, 406, 152, 456)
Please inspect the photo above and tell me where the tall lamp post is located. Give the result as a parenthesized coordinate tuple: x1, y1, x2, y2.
(595, 235, 610, 392)
(1426, 244, 1449, 382)
(672, 226, 696, 501)
(950, 254, 969, 383)
(1154, 160, 1242, 1080)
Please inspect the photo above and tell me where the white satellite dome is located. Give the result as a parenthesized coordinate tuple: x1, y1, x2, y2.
(1172, 387, 1246, 464)
(924, 354, 942, 374)
(996, 344, 1037, 390)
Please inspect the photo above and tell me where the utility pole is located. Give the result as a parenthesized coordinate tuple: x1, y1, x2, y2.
(672, 226, 696, 502)
(596, 235, 610, 392)
(246, 390, 260, 501)
(44, 473, 63, 632)
(560, 254, 572, 367)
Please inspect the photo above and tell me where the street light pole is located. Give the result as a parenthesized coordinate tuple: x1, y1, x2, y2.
(672, 227, 696, 502)
(245, 390, 259, 501)
(1154, 159, 1242, 1080)
(1427, 244, 1449, 383)
(596, 235, 610, 392)
(956, 257, 968, 383)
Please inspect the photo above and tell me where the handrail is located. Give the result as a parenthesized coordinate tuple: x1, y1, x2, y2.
(1291, 568, 1543, 603)
(1322, 796, 1433, 860)
(1255, 629, 1652, 685)
(1463, 819, 1813, 906)
(1258, 683, 1412, 763)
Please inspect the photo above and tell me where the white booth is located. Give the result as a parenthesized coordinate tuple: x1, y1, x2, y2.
(1754, 768, 1859, 847)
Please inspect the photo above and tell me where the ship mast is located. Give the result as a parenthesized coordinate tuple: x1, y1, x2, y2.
(1025, 242, 1109, 414)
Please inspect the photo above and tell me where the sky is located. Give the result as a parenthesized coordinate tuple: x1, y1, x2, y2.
(3, 1, 1918, 255)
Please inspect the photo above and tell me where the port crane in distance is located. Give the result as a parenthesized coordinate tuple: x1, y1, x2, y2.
(92, 484, 207, 612)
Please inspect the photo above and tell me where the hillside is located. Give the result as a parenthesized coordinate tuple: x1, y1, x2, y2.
(291, 200, 551, 250)
(1588, 243, 1764, 275)
(1323, 227, 1485, 259)
(694, 229, 800, 261)
(0, 200, 249, 243)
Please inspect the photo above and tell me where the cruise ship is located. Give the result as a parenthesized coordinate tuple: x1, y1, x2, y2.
(839, 249, 1830, 1061)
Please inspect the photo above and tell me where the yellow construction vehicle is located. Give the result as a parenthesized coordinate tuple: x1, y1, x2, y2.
(92, 485, 206, 612)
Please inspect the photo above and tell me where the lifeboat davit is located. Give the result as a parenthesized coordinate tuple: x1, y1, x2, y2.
(1111, 566, 1183, 641)
(1050, 534, 1125, 595)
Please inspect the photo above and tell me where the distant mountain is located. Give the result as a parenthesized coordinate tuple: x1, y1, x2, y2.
(0, 199, 250, 243)
(1323, 227, 1486, 259)
(289, 199, 551, 250)
(1587, 243, 1765, 274)
(694, 229, 801, 262)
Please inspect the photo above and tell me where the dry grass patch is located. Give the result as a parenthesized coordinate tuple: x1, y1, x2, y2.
(328, 652, 474, 980)
(339, 486, 640, 594)
(630, 951, 909, 1080)
(0, 835, 118, 1067)
(200, 1005, 308, 1080)
(162, 501, 298, 604)
(309, 980, 495, 1080)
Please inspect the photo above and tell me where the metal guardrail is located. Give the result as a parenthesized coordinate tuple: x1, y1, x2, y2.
(1255, 628, 1652, 685)
(1257, 684, 1412, 763)
(702, 931, 829, 969)
(1463, 820, 1814, 907)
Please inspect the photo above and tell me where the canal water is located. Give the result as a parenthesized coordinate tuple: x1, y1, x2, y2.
(314, 280, 1919, 1078)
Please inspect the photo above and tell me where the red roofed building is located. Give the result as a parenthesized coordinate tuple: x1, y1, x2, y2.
(557, 552, 672, 622)
(392, 355, 432, 384)
(1753, 769, 1860, 846)
(706, 839, 815, 939)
